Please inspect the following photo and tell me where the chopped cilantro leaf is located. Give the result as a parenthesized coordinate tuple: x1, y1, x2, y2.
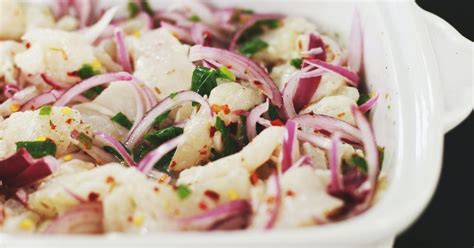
(349, 154, 368, 173)
(127, 0, 140, 18)
(77, 64, 100, 80)
(39, 106, 52, 116)
(357, 94, 371, 106)
(140, 0, 153, 16)
(176, 185, 191, 199)
(378, 146, 385, 168)
(82, 86, 104, 100)
(111, 112, 134, 130)
(169, 92, 179, 99)
(191, 66, 218, 97)
(79, 132, 93, 150)
(268, 104, 281, 121)
(236, 116, 248, 146)
(103, 146, 126, 162)
(16, 140, 57, 158)
(215, 116, 239, 157)
(189, 15, 201, 22)
(217, 66, 236, 81)
(239, 38, 268, 56)
(290, 58, 303, 69)
(154, 149, 175, 172)
(144, 127, 183, 146)
(132, 143, 152, 162)
(238, 19, 281, 44)
(154, 110, 170, 127)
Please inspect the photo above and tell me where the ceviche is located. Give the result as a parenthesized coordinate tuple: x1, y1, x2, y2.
(0, 0, 383, 234)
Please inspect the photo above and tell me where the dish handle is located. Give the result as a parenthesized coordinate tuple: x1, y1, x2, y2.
(421, 10, 473, 132)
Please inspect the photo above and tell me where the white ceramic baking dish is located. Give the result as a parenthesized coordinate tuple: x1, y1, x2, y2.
(1, 0, 472, 247)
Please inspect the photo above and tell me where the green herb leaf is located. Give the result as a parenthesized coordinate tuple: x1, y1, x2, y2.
(111, 112, 134, 130)
(378, 146, 385, 169)
(357, 94, 371, 106)
(153, 110, 170, 128)
(239, 38, 268, 57)
(290, 58, 303, 69)
(154, 149, 175, 172)
(140, 0, 153, 16)
(103, 146, 125, 162)
(217, 66, 236, 81)
(127, 0, 140, 18)
(39, 106, 52, 116)
(189, 15, 201, 22)
(176, 184, 191, 199)
(215, 116, 239, 157)
(132, 143, 152, 162)
(349, 154, 368, 173)
(77, 64, 100, 80)
(144, 127, 183, 146)
(79, 132, 93, 150)
(16, 140, 57, 158)
(169, 92, 179, 99)
(191, 66, 218, 97)
(238, 19, 280, 44)
(268, 104, 281, 121)
(82, 86, 104, 100)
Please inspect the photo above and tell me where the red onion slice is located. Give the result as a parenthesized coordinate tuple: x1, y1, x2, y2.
(328, 132, 343, 192)
(350, 105, 379, 212)
(4, 156, 58, 188)
(296, 131, 331, 150)
(0, 149, 35, 180)
(282, 120, 297, 173)
(348, 10, 363, 74)
(229, 14, 285, 51)
(359, 93, 379, 113)
(74, 0, 92, 28)
(305, 59, 360, 87)
(21, 90, 63, 111)
(265, 171, 282, 229)
(189, 45, 283, 107)
(126, 91, 211, 148)
(293, 114, 362, 144)
(190, 23, 211, 46)
(292, 155, 313, 168)
(307, 33, 326, 61)
(160, 21, 193, 44)
(137, 135, 184, 174)
(95, 132, 137, 167)
(44, 202, 103, 234)
(246, 100, 269, 141)
(3, 85, 20, 98)
(113, 28, 133, 73)
(178, 200, 251, 230)
(54, 72, 133, 107)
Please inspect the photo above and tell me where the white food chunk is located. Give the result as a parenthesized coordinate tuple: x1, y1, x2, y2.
(251, 166, 343, 228)
(311, 73, 346, 103)
(170, 110, 212, 171)
(0, 41, 25, 84)
(178, 126, 284, 185)
(301, 95, 357, 125)
(132, 29, 194, 99)
(0, 107, 90, 159)
(0, 0, 25, 40)
(302, 142, 328, 169)
(254, 17, 318, 64)
(270, 63, 298, 91)
(24, 5, 55, 32)
(208, 82, 263, 125)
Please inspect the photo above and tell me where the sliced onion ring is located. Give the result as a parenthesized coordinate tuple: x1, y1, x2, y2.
(305, 59, 360, 87)
(126, 91, 212, 148)
(281, 120, 297, 173)
(359, 92, 379, 113)
(95, 132, 137, 167)
(113, 28, 132, 73)
(189, 45, 282, 107)
(246, 100, 269, 141)
(44, 202, 103, 234)
(328, 132, 343, 192)
(54, 72, 133, 107)
(137, 135, 184, 174)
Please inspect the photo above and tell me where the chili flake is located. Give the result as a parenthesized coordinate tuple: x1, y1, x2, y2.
(198, 201, 208, 211)
(88, 192, 100, 202)
(204, 190, 220, 202)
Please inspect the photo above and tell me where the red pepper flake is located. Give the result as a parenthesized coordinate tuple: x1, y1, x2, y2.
(250, 172, 259, 185)
(49, 120, 57, 130)
(209, 126, 216, 137)
(153, 187, 160, 193)
(67, 71, 79, 77)
(198, 201, 208, 211)
(25, 42, 31, 49)
(88, 192, 100, 202)
(105, 176, 115, 184)
(337, 112, 345, 118)
(298, 40, 303, 50)
(170, 161, 177, 169)
(65, 118, 73, 124)
(127, 216, 133, 222)
(286, 190, 295, 197)
(266, 196, 276, 204)
(270, 119, 284, 126)
(199, 147, 208, 155)
(211, 104, 231, 114)
(226, 64, 232, 69)
(204, 190, 220, 202)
